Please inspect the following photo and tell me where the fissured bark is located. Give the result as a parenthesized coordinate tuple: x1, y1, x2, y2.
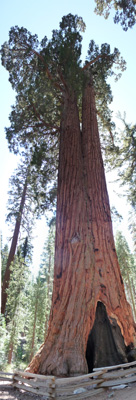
(27, 82, 136, 376)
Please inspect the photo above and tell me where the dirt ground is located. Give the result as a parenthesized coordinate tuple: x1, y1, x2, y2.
(0, 381, 136, 400)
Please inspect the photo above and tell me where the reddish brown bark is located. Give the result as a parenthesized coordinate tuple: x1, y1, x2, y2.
(81, 80, 136, 345)
(1, 177, 28, 315)
(27, 82, 136, 376)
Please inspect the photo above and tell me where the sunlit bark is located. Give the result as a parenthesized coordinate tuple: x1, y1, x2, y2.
(27, 83, 136, 376)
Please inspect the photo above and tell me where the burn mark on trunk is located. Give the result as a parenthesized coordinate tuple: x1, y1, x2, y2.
(100, 284, 106, 289)
(100, 283, 106, 295)
(99, 269, 102, 277)
(56, 271, 62, 279)
(86, 302, 127, 372)
(54, 294, 60, 305)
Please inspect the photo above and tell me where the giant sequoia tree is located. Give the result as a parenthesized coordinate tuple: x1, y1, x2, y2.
(1, 14, 136, 375)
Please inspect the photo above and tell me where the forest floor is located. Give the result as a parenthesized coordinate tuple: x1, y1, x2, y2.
(0, 381, 136, 400)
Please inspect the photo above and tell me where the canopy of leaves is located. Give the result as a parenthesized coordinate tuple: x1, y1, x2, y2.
(94, 0, 136, 30)
(6, 149, 57, 236)
(1, 14, 126, 160)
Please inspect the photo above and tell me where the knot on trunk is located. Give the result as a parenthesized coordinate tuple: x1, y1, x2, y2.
(70, 232, 81, 244)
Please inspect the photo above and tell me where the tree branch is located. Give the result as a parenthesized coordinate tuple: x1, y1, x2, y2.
(19, 44, 62, 92)
(29, 102, 60, 132)
(82, 54, 106, 70)
(57, 65, 69, 92)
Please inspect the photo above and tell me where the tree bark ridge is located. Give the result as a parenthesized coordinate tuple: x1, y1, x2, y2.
(27, 83, 136, 376)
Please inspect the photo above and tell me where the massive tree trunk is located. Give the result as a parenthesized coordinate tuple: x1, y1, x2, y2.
(81, 80, 136, 347)
(1, 177, 28, 315)
(27, 82, 136, 376)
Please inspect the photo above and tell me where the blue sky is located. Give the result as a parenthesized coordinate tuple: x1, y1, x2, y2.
(0, 0, 136, 270)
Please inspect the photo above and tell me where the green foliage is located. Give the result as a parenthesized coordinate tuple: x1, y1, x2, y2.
(111, 206, 123, 222)
(0, 315, 9, 369)
(39, 223, 55, 331)
(2, 73, 58, 313)
(129, 210, 136, 256)
(0, 16, 127, 244)
(46, 14, 85, 96)
(39, 222, 55, 284)
(24, 276, 47, 362)
(94, 0, 136, 30)
(5, 252, 30, 363)
(24, 224, 55, 362)
(85, 40, 126, 135)
(0, 223, 55, 367)
(106, 117, 136, 211)
(116, 230, 135, 279)
(0, 14, 130, 218)
(6, 151, 57, 247)
(1, 243, 9, 282)
(115, 230, 136, 317)
(1, 13, 126, 160)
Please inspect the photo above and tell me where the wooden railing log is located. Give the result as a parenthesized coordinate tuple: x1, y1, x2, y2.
(13, 374, 55, 389)
(13, 369, 54, 380)
(13, 382, 55, 398)
(93, 360, 136, 371)
(102, 366, 136, 380)
(99, 374, 136, 388)
(56, 379, 104, 394)
(56, 369, 105, 386)
(0, 377, 13, 381)
(1, 361, 136, 399)
(0, 372, 14, 376)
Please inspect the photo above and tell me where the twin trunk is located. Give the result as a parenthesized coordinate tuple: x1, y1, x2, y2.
(27, 81, 136, 376)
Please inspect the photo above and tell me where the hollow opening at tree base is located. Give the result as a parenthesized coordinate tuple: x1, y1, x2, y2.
(86, 301, 128, 372)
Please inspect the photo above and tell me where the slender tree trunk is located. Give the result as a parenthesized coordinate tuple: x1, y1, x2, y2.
(8, 342, 13, 364)
(44, 254, 51, 340)
(1, 177, 28, 314)
(27, 83, 136, 376)
(29, 297, 38, 362)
